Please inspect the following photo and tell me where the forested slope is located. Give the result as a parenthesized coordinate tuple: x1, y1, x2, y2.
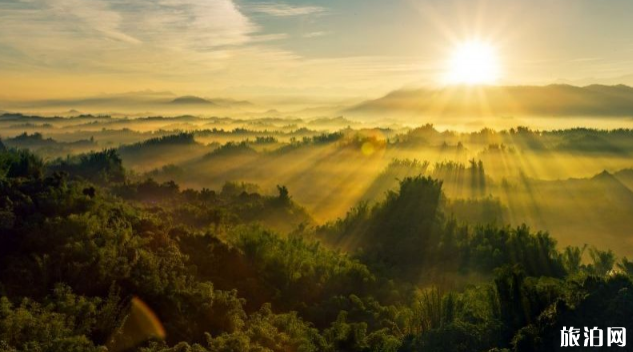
(0, 148, 632, 351)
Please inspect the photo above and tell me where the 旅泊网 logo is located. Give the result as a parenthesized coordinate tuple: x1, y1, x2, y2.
(561, 327, 626, 348)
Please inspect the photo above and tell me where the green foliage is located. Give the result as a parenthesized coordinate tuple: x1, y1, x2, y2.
(0, 283, 124, 352)
(319, 176, 565, 279)
(0, 148, 631, 352)
(112, 179, 312, 234)
(0, 148, 44, 179)
(616, 256, 633, 276)
(276, 185, 290, 204)
(351, 176, 444, 279)
(587, 247, 616, 275)
(120, 133, 196, 153)
(220, 181, 260, 197)
(205, 142, 256, 158)
(229, 226, 375, 312)
(52, 149, 125, 184)
(561, 245, 587, 274)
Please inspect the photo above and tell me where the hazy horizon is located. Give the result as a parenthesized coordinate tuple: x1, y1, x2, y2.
(3, 0, 633, 101)
(4, 83, 633, 132)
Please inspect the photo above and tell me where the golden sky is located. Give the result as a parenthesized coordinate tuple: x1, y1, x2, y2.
(1, 0, 633, 101)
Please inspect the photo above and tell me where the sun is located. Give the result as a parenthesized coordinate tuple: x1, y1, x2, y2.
(445, 41, 500, 85)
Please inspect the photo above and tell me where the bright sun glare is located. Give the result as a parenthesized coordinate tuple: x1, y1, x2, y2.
(446, 41, 500, 85)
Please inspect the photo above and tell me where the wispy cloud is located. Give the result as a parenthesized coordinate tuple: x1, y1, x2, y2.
(0, 0, 258, 55)
(303, 31, 331, 38)
(0, 0, 418, 100)
(246, 2, 326, 17)
(126, 0, 258, 50)
(0, 0, 267, 82)
(43, 0, 142, 44)
(251, 33, 289, 43)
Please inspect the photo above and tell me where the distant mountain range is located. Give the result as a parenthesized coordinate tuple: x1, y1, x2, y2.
(5, 84, 633, 118)
(0, 91, 254, 113)
(347, 84, 633, 117)
(171, 96, 213, 105)
(170, 95, 252, 107)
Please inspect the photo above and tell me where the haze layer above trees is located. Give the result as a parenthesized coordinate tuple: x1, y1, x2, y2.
(5, 85, 633, 130)
(2, 107, 633, 351)
(2, 112, 633, 255)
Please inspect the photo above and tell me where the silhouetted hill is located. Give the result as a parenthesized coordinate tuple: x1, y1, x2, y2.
(348, 84, 633, 117)
(2, 132, 96, 158)
(170, 96, 253, 108)
(170, 96, 215, 105)
(307, 116, 357, 127)
(1, 91, 253, 113)
(117, 133, 209, 171)
(518, 170, 633, 252)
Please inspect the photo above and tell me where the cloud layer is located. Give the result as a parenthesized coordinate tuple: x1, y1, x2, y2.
(4, 0, 633, 101)
(246, 2, 326, 17)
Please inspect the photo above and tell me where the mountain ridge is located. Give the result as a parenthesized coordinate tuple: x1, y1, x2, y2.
(347, 84, 633, 117)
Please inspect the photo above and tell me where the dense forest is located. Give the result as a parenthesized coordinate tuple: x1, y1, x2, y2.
(2, 144, 633, 351)
(4, 113, 633, 253)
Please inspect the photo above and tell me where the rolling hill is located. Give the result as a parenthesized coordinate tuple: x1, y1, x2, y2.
(347, 84, 633, 117)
